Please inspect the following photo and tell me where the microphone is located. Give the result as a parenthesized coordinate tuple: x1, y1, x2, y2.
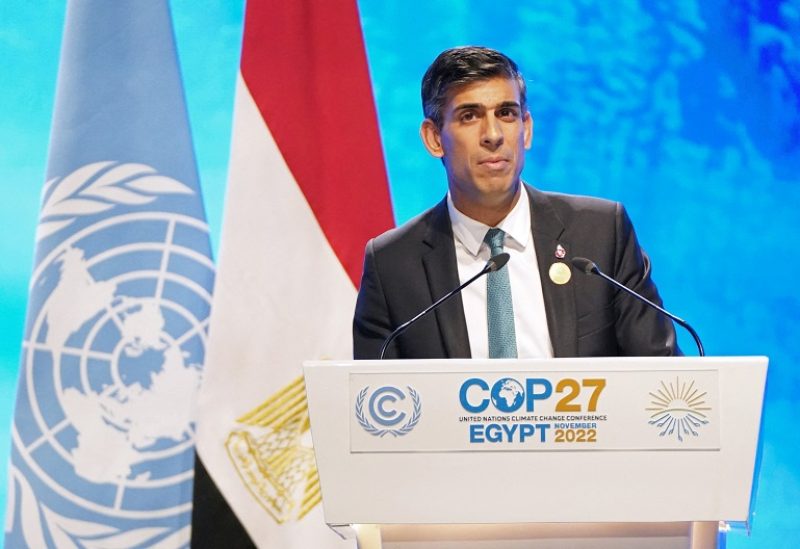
(571, 257, 705, 356)
(379, 253, 510, 359)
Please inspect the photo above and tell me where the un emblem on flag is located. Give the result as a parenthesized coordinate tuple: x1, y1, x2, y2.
(9, 162, 214, 546)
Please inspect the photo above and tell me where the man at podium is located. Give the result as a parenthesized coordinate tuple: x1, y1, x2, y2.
(353, 46, 680, 360)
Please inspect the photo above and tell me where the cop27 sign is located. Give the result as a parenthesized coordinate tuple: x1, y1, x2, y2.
(349, 370, 720, 452)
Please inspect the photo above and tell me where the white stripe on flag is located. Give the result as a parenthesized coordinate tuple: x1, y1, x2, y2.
(195, 76, 355, 547)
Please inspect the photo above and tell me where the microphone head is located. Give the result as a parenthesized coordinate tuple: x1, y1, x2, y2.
(571, 256, 599, 275)
(486, 252, 510, 272)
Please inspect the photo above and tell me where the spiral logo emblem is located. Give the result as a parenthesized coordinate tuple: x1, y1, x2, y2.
(355, 385, 422, 437)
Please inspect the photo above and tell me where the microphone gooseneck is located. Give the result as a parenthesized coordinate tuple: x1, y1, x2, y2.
(570, 256, 705, 356)
(379, 253, 510, 359)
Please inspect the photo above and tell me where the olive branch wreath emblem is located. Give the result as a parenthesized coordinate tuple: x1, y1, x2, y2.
(36, 161, 194, 242)
(355, 386, 422, 437)
(11, 162, 200, 547)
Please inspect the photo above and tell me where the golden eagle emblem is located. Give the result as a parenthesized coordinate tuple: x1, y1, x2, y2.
(225, 376, 320, 523)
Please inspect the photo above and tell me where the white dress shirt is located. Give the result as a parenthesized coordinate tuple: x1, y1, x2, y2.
(447, 188, 553, 359)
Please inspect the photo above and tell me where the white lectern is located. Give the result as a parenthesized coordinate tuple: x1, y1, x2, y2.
(303, 357, 767, 549)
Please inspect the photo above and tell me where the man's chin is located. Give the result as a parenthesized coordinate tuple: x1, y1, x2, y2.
(479, 177, 520, 197)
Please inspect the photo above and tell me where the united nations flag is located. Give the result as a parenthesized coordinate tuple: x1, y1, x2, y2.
(4, 2, 213, 548)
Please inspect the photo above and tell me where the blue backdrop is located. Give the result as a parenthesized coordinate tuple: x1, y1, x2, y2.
(1, 1, 798, 547)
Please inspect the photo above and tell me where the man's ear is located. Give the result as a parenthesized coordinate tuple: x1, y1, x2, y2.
(420, 119, 444, 158)
(523, 111, 533, 150)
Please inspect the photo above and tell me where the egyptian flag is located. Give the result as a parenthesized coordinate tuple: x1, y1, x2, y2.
(191, 0, 394, 546)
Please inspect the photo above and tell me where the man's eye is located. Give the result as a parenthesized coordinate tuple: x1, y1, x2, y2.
(460, 111, 476, 122)
(498, 108, 519, 119)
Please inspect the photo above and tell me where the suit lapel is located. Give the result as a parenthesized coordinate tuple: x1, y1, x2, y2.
(527, 186, 578, 357)
(422, 199, 471, 358)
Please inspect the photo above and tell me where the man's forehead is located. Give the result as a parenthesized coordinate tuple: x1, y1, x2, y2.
(444, 77, 522, 109)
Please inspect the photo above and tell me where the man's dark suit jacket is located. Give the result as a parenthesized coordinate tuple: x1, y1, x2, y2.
(353, 185, 680, 359)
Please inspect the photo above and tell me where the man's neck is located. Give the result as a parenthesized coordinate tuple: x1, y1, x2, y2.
(450, 185, 522, 227)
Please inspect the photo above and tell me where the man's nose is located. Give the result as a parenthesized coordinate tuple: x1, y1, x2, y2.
(481, 115, 504, 149)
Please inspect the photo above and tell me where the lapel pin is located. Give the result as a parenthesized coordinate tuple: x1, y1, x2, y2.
(549, 262, 571, 285)
(555, 244, 566, 259)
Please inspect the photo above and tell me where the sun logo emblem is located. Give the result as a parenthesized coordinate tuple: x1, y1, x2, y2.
(645, 378, 711, 441)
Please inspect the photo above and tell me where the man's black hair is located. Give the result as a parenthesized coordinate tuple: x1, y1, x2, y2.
(421, 46, 527, 128)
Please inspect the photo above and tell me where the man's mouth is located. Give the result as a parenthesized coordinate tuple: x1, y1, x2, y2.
(480, 157, 509, 170)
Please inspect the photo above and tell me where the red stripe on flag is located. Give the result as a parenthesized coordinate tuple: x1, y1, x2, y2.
(240, 0, 395, 287)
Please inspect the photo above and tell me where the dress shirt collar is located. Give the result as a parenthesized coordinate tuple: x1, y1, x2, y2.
(447, 185, 531, 258)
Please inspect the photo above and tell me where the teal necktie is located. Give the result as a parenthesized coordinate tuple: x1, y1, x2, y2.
(484, 228, 517, 358)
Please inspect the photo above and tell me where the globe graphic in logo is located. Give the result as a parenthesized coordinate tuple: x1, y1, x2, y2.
(14, 210, 213, 521)
(490, 378, 525, 412)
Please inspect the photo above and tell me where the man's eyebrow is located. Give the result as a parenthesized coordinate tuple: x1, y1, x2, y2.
(452, 100, 521, 111)
(453, 102, 483, 112)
